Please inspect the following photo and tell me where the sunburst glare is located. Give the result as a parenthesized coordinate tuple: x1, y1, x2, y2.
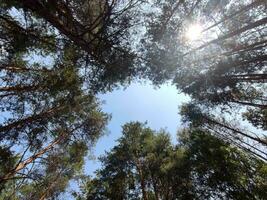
(185, 23, 202, 41)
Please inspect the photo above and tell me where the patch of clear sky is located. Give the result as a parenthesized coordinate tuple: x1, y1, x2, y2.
(85, 81, 190, 175)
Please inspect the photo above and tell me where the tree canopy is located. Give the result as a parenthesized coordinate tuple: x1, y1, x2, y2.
(0, 0, 266, 198)
(75, 122, 267, 200)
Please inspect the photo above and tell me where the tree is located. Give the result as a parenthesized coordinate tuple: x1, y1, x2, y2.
(0, 68, 110, 192)
(180, 103, 267, 161)
(1, 0, 267, 197)
(77, 122, 267, 200)
(0, 0, 147, 196)
(142, 0, 266, 156)
(143, 0, 266, 127)
(0, 141, 90, 199)
(1, 0, 148, 92)
(79, 122, 185, 200)
(0, 2, 113, 193)
(179, 128, 267, 200)
(0, 94, 109, 193)
(0, 54, 110, 182)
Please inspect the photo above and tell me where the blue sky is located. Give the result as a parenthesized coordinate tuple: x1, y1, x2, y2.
(85, 81, 190, 175)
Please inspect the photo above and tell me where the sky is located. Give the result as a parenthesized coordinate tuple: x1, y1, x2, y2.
(85, 81, 190, 175)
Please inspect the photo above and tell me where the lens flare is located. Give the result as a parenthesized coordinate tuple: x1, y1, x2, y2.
(185, 24, 202, 41)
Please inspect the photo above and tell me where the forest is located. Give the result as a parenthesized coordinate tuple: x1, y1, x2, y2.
(0, 0, 266, 199)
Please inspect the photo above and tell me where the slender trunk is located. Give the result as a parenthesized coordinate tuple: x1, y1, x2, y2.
(38, 169, 63, 200)
(190, 39, 267, 65)
(202, 0, 265, 33)
(209, 125, 267, 161)
(204, 116, 267, 146)
(134, 158, 148, 200)
(0, 85, 40, 93)
(0, 135, 65, 184)
(184, 17, 267, 56)
(0, 93, 17, 99)
(228, 73, 267, 81)
(150, 173, 160, 200)
(20, 0, 96, 56)
(165, 181, 170, 200)
(231, 100, 267, 109)
(239, 54, 267, 66)
(0, 65, 50, 73)
(19, 0, 127, 64)
(38, 183, 54, 200)
(234, 77, 267, 81)
(0, 105, 64, 133)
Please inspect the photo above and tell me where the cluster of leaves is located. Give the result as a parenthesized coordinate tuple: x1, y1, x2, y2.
(75, 122, 267, 200)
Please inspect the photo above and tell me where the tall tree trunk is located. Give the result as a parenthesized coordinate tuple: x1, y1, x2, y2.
(38, 169, 63, 200)
(184, 17, 267, 56)
(191, 39, 267, 64)
(231, 100, 267, 109)
(0, 105, 64, 134)
(202, 0, 265, 32)
(0, 85, 40, 92)
(204, 116, 267, 146)
(19, 0, 128, 64)
(0, 65, 50, 73)
(0, 135, 65, 184)
(20, 0, 97, 57)
(228, 74, 267, 82)
(134, 158, 148, 200)
(150, 173, 160, 200)
(209, 125, 267, 161)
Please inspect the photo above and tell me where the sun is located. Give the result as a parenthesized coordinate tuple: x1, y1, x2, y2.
(185, 23, 202, 41)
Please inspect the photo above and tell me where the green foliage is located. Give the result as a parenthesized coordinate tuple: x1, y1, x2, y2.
(3, 141, 88, 199)
(0, 0, 266, 198)
(181, 129, 267, 200)
(143, 0, 267, 134)
(0, 147, 15, 176)
(0, 146, 17, 191)
(243, 108, 267, 130)
(77, 123, 266, 200)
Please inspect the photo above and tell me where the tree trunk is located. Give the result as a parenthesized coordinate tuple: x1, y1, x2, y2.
(0, 135, 65, 184)
(19, 0, 127, 65)
(184, 17, 267, 56)
(210, 125, 267, 161)
(191, 39, 267, 64)
(228, 74, 267, 82)
(0, 105, 64, 134)
(0, 85, 40, 92)
(231, 100, 267, 109)
(204, 116, 267, 146)
(202, 0, 265, 33)
(38, 169, 63, 200)
(134, 158, 148, 200)
(0, 65, 50, 73)
(20, 0, 97, 57)
(151, 173, 160, 200)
